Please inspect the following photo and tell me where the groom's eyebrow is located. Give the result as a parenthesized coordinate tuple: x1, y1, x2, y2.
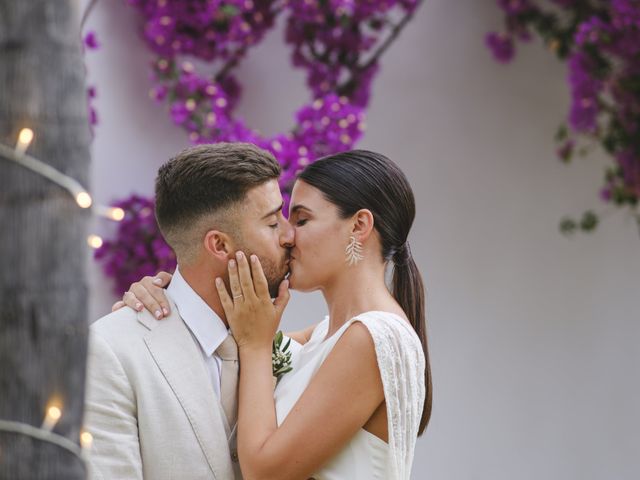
(260, 202, 284, 220)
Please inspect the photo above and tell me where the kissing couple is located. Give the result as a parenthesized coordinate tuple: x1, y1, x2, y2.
(85, 142, 432, 480)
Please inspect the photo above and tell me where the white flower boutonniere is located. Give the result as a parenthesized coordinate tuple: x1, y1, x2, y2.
(272, 331, 293, 381)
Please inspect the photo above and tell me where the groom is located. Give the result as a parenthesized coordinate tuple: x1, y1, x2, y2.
(84, 143, 294, 479)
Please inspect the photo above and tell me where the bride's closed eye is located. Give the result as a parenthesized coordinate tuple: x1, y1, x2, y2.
(295, 218, 308, 227)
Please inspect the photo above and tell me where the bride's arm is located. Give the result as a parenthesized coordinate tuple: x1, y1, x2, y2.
(218, 252, 384, 480)
(240, 323, 383, 480)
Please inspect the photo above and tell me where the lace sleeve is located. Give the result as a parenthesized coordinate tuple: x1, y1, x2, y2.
(352, 312, 426, 480)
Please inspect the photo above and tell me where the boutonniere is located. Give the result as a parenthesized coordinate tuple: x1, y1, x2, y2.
(272, 330, 293, 381)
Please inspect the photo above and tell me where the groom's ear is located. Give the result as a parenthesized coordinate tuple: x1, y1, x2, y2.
(203, 230, 233, 260)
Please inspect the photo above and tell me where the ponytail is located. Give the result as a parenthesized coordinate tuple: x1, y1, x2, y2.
(392, 244, 432, 435)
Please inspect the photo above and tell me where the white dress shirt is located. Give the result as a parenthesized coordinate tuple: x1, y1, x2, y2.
(167, 267, 229, 398)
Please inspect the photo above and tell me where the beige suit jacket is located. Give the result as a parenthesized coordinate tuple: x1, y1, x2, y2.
(84, 297, 238, 480)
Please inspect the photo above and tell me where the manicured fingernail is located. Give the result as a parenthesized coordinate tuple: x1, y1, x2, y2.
(153, 278, 162, 285)
(135, 302, 143, 311)
(236, 251, 243, 260)
(250, 254, 257, 263)
(155, 310, 162, 319)
(229, 259, 236, 268)
(162, 307, 169, 316)
(216, 278, 223, 286)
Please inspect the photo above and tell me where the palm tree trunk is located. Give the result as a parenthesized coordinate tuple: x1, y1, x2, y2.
(0, 1, 90, 477)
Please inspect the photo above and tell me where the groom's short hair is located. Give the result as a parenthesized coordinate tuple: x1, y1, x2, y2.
(155, 142, 281, 263)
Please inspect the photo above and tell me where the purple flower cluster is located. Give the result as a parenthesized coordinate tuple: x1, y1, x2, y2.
(611, 0, 640, 29)
(126, 0, 277, 60)
(135, 0, 419, 174)
(487, 0, 640, 228)
(285, 0, 416, 107)
(84, 31, 100, 127)
(95, 0, 421, 289)
(94, 195, 177, 295)
(149, 60, 366, 194)
(567, 52, 601, 133)
(485, 0, 537, 62)
(485, 32, 515, 63)
(132, 0, 420, 182)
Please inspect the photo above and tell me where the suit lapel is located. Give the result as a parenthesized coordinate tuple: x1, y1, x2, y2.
(142, 308, 234, 480)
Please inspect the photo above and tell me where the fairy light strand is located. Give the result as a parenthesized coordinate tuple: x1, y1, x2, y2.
(0, 129, 124, 247)
(0, 137, 93, 209)
(0, 0, 102, 462)
(0, 129, 97, 468)
(0, 418, 88, 468)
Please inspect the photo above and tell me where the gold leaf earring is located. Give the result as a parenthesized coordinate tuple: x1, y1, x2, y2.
(345, 235, 364, 266)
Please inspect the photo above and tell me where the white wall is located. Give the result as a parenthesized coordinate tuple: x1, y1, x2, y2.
(85, 1, 640, 479)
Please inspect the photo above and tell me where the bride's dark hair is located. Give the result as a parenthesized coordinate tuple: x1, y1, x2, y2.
(298, 150, 432, 435)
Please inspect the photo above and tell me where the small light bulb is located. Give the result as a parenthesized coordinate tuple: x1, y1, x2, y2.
(87, 235, 103, 249)
(18, 128, 34, 144)
(42, 405, 62, 431)
(48, 406, 61, 420)
(76, 191, 92, 208)
(80, 431, 93, 450)
(109, 207, 125, 221)
(15, 128, 34, 155)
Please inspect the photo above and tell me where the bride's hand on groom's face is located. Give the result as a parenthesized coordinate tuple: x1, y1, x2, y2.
(111, 272, 173, 319)
(215, 251, 289, 350)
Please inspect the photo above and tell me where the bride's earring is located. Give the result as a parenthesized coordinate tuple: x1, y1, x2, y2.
(345, 235, 364, 266)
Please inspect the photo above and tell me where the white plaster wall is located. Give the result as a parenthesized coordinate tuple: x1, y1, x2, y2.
(84, 1, 640, 478)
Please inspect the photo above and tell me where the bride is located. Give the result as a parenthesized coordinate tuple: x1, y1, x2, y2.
(116, 150, 432, 479)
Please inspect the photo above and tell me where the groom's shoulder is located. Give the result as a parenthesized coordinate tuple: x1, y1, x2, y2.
(88, 308, 167, 372)
(89, 306, 158, 352)
(92, 306, 146, 334)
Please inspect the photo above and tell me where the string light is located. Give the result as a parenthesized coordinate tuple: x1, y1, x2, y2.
(0, 402, 88, 470)
(0, 140, 90, 207)
(0, 131, 97, 472)
(0, 1, 97, 470)
(0, 129, 125, 248)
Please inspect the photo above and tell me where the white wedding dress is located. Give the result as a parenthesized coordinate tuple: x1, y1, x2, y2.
(274, 311, 426, 480)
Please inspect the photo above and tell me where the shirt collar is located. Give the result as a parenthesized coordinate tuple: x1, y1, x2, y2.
(167, 267, 229, 357)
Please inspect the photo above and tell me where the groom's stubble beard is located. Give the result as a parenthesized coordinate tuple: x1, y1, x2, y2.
(261, 254, 289, 297)
(234, 242, 289, 297)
